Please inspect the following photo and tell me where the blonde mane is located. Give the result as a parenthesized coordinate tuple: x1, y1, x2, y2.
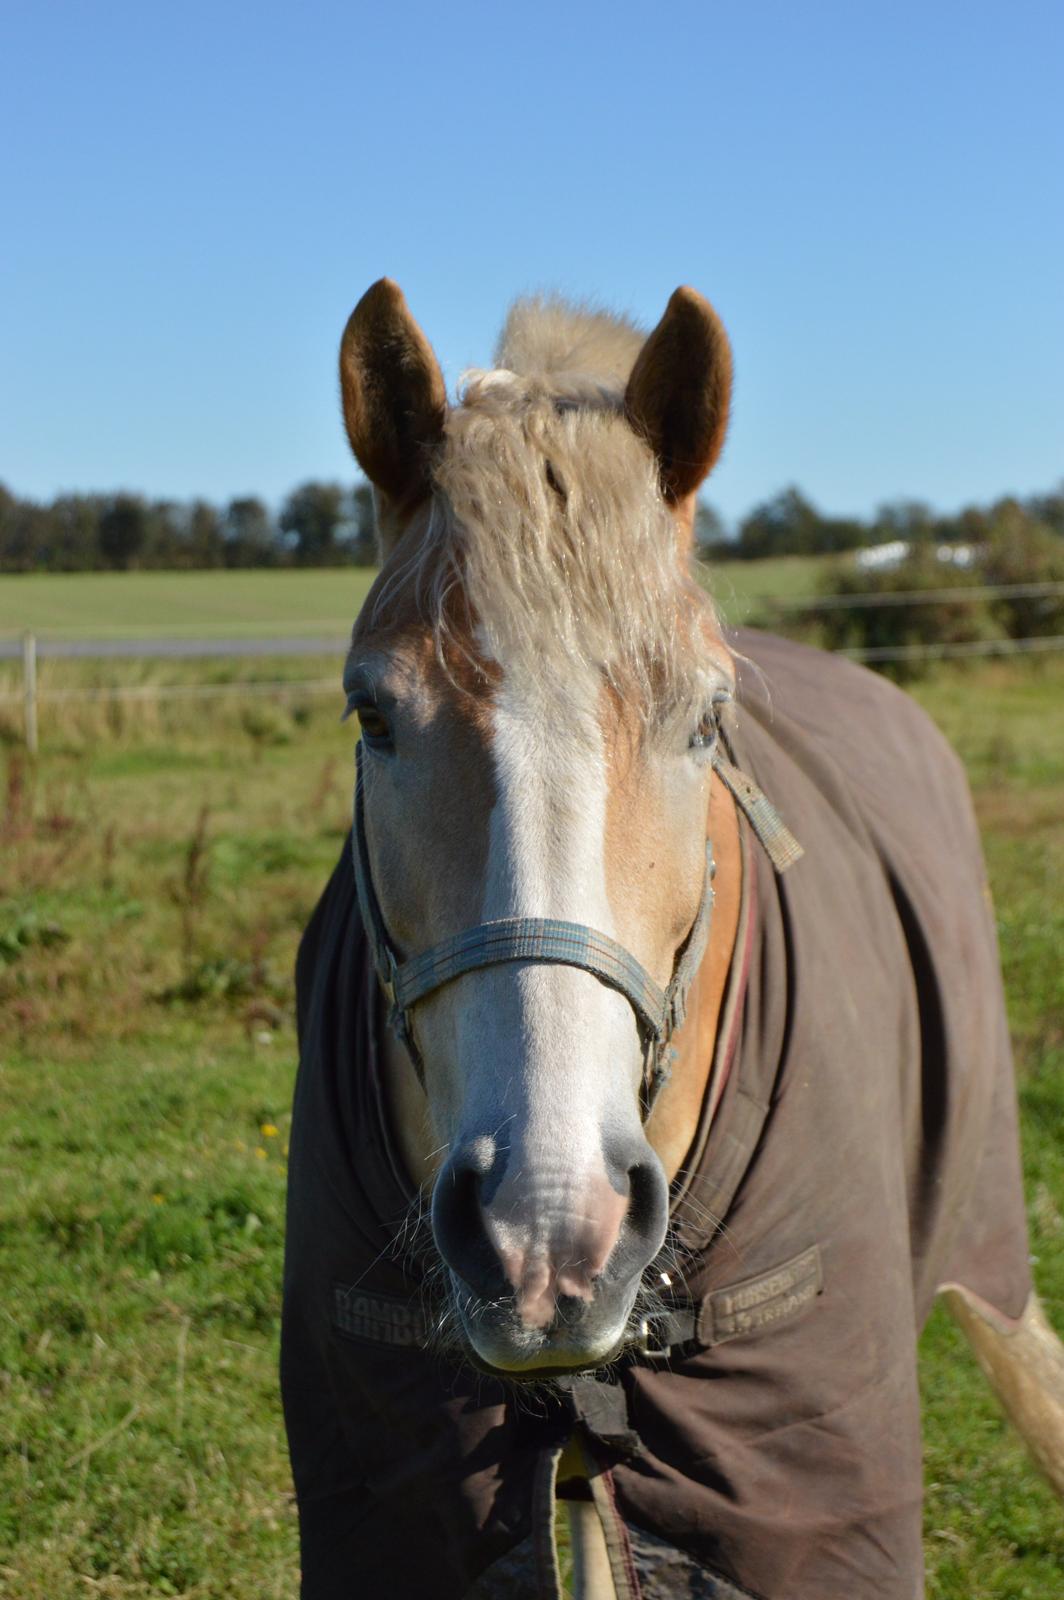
(370, 296, 718, 721)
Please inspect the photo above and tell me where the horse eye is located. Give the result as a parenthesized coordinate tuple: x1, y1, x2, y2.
(689, 711, 719, 752)
(689, 688, 732, 754)
(351, 701, 393, 750)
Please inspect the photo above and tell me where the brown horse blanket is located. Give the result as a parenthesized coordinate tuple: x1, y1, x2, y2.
(282, 629, 1030, 1600)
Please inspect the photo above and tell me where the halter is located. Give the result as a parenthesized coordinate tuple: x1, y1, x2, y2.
(351, 739, 802, 1115)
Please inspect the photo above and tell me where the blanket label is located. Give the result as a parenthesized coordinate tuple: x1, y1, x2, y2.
(702, 1244, 823, 1344)
(332, 1284, 431, 1348)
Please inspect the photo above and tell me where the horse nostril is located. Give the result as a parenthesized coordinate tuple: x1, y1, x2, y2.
(431, 1147, 510, 1301)
(594, 1140, 669, 1285)
(626, 1158, 669, 1245)
(603, 1136, 668, 1234)
(432, 1159, 478, 1260)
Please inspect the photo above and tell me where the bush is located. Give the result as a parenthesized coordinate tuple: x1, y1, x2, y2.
(802, 503, 1064, 675)
(806, 547, 1001, 669)
(982, 505, 1064, 638)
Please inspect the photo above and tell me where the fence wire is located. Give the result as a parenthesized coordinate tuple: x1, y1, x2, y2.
(0, 676, 339, 706)
(842, 634, 1064, 663)
(3, 576, 1064, 728)
(761, 579, 1064, 612)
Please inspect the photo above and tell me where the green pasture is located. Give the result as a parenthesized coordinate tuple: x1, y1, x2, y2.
(0, 555, 826, 640)
(0, 627, 1061, 1597)
(0, 570, 377, 640)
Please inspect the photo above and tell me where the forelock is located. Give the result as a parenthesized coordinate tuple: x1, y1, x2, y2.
(366, 298, 720, 724)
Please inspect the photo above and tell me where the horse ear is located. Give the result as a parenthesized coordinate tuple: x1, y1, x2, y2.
(339, 279, 448, 541)
(624, 287, 733, 504)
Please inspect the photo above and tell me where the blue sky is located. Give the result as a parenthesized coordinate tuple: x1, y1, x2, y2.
(3, 0, 1061, 528)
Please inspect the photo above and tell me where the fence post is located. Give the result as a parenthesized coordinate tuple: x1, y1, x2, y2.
(22, 632, 38, 754)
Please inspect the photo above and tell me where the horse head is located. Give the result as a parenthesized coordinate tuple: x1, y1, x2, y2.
(338, 279, 736, 1376)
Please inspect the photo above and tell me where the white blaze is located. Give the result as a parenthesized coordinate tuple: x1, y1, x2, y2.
(448, 667, 644, 1299)
(482, 671, 641, 1131)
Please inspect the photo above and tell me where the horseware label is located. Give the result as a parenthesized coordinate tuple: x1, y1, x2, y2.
(332, 1284, 431, 1347)
(701, 1245, 823, 1344)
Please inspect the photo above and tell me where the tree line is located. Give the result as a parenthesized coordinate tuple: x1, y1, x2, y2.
(0, 482, 377, 572)
(697, 483, 1064, 562)
(1, 476, 1061, 573)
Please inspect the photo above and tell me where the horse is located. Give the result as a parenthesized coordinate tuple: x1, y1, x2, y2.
(281, 279, 1064, 1599)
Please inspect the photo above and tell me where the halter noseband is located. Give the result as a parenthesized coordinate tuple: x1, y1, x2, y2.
(352, 739, 802, 1115)
(352, 744, 715, 1112)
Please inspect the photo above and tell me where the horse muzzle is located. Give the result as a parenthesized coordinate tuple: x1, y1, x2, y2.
(432, 1133, 670, 1376)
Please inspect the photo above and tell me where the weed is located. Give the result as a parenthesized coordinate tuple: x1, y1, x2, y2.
(0, 908, 70, 964)
(168, 806, 211, 975)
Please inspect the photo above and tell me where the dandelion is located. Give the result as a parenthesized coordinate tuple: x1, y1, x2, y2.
(261, 1123, 278, 1138)
(152, 1193, 165, 1205)
(255, 1147, 267, 1160)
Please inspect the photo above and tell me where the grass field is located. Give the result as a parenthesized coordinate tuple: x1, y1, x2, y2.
(0, 582, 1061, 1597)
(0, 555, 826, 641)
(0, 570, 377, 640)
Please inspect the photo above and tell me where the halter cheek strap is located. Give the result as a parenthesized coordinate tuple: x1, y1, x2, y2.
(351, 740, 801, 1114)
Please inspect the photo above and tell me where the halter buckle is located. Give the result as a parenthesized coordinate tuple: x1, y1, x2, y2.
(634, 1315, 676, 1362)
